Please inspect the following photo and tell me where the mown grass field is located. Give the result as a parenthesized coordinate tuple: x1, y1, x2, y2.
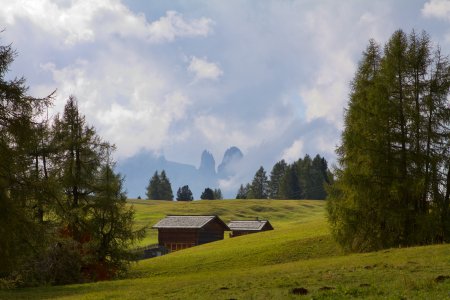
(2, 199, 450, 299)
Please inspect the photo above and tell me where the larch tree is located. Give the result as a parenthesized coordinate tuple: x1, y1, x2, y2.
(201, 187, 215, 200)
(236, 184, 249, 199)
(0, 39, 54, 277)
(146, 171, 160, 200)
(268, 159, 287, 199)
(248, 166, 269, 199)
(327, 30, 450, 252)
(86, 146, 145, 279)
(177, 185, 193, 201)
(213, 188, 223, 200)
(159, 170, 174, 201)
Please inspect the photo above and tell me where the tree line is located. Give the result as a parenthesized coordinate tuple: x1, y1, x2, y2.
(328, 30, 450, 252)
(145, 171, 222, 200)
(236, 154, 332, 199)
(0, 40, 144, 286)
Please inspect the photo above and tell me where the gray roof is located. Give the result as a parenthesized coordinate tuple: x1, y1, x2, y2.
(227, 220, 272, 231)
(153, 215, 224, 229)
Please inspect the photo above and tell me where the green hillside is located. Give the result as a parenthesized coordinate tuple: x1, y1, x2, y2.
(2, 200, 450, 299)
(131, 199, 325, 246)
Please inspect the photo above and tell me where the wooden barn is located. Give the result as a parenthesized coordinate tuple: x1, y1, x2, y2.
(228, 220, 274, 237)
(153, 215, 229, 252)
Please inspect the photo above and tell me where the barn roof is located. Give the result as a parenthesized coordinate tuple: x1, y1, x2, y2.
(227, 220, 273, 231)
(153, 215, 229, 229)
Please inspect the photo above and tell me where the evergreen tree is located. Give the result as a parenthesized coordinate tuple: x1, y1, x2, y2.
(51, 97, 144, 279)
(159, 170, 174, 201)
(297, 155, 312, 198)
(0, 39, 54, 278)
(309, 155, 328, 199)
(201, 187, 215, 200)
(213, 188, 223, 200)
(269, 160, 287, 199)
(146, 171, 160, 200)
(327, 30, 450, 252)
(51, 96, 105, 243)
(279, 164, 301, 199)
(177, 185, 193, 201)
(236, 184, 249, 199)
(86, 147, 145, 279)
(248, 166, 269, 199)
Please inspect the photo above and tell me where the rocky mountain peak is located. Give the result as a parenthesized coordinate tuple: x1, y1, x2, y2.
(217, 146, 243, 177)
(199, 150, 216, 176)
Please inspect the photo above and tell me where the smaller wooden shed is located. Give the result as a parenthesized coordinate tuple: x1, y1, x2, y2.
(153, 215, 229, 252)
(228, 220, 274, 237)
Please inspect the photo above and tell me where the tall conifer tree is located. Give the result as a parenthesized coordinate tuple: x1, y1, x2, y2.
(328, 30, 450, 251)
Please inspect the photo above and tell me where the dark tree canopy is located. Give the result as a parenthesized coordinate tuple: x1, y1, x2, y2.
(145, 170, 173, 200)
(177, 185, 194, 201)
(236, 183, 250, 199)
(159, 170, 174, 200)
(248, 166, 269, 199)
(327, 30, 450, 252)
(213, 188, 223, 200)
(238, 155, 331, 200)
(0, 39, 54, 278)
(0, 38, 144, 285)
(269, 160, 287, 199)
(146, 171, 160, 200)
(201, 187, 215, 200)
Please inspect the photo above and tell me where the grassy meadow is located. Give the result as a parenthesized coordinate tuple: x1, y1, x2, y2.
(1, 199, 450, 299)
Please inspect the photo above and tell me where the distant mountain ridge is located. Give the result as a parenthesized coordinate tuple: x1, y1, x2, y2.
(199, 150, 215, 177)
(117, 147, 243, 199)
(218, 146, 243, 178)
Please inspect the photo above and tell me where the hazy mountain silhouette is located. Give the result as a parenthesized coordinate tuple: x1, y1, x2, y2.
(198, 150, 216, 177)
(117, 147, 243, 199)
(217, 146, 243, 178)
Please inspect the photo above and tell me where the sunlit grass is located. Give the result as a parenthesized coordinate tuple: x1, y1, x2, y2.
(2, 199, 450, 299)
(129, 199, 325, 246)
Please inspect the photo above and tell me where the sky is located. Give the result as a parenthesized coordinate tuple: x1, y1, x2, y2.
(1, 0, 450, 194)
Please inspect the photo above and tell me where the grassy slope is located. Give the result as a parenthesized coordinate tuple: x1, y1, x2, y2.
(2, 200, 450, 299)
(131, 199, 325, 246)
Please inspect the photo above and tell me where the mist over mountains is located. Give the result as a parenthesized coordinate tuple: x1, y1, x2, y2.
(117, 147, 243, 199)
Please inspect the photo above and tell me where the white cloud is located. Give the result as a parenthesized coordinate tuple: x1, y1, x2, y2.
(148, 11, 214, 43)
(194, 115, 252, 151)
(280, 139, 304, 163)
(38, 47, 191, 158)
(3, 0, 438, 197)
(422, 0, 450, 20)
(0, 0, 213, 46)
(188, 56, 223, 81)
(297, 3, 388, 127)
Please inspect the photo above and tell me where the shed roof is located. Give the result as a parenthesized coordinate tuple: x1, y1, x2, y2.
(153, 215, 229, 229)
(227, 220, 273, 231)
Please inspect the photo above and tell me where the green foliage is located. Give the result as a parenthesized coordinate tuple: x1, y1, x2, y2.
(145, 171, 160, 200)
(51, 96, 106, 241)
(242, 155, 331, 200)
(236, 183, 250, 199)
(0, 36, 144, 285)
(86, 159, 146, 279)
(49, 99, 145, 281)
(268, 159, 287, 199)
(145, 170, 173, 200)
(0, 37, 54, 278)
(176, 185, 193, 201)
(3, 200, 450, 299)
(200, 187, 215, 200)
(328, 30, 450, 252)
(213, 188, 222, 200)
(248, 166, 269, 199)
(159, 170, 174, 200)
(280, 164, 302, 199)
